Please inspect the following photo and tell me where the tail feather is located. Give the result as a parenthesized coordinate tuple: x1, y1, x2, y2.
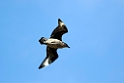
(39, 37, 47, 44)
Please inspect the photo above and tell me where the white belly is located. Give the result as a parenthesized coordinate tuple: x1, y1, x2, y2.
(45, 38, 65, 49)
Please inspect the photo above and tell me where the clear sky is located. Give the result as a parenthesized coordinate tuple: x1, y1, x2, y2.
(0, 0, 124, 83)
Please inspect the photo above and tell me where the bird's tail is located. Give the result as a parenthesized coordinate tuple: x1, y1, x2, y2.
(39, 37, 47, 44)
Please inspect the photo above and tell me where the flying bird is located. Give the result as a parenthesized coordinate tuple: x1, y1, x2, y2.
(38, 18, 70, 69)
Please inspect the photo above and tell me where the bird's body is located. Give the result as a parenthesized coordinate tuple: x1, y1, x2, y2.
(39, 37, 69, 49)
(38, 18, 69, 69)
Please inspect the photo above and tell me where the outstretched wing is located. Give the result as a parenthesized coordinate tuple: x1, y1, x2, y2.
(38, 47, 58, 69)
(50, 18, 68, 41)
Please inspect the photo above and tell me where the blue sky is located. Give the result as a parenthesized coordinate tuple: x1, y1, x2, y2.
(0, 0, 124, 83)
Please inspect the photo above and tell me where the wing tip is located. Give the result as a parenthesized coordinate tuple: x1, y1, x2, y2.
(38, 64, 48, 69)
(58, 18, 62, 22)
(38, 65, 44, 69)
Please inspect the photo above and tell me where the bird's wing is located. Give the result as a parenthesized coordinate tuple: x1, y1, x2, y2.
(50, 18, 68, 41)
(39, 47, 58, 69)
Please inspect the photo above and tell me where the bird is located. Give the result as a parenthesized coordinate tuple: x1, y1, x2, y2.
(38, 18, 70, 69)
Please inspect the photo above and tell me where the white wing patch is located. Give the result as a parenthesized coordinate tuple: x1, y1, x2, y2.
(43, 58, 50, 66)
(60, 22, 64, 27)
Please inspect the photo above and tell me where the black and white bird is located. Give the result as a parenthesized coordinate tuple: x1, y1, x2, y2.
(38, 18, 70, 69)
